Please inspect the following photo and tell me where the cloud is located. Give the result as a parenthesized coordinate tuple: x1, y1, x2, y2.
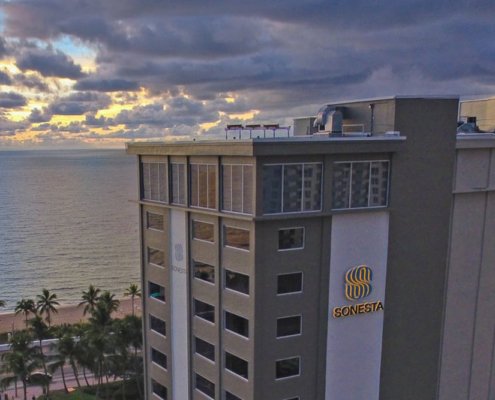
(0, 71, 13, 85)
(14, 73, 50, 92)
(16, 48, 85, 79)
(48, 92, 111, 115)
(0, 92, 28, 108)
(74, 78, 140, 92)
(28, 108, 52, 123)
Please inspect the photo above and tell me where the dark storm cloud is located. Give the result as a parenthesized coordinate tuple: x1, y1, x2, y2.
(48, 92, 111, 115)
(0, 92, 27, 108)
(16, 48, 84, 79)
(74, 78, 140, 92)
(14, 73, 50, 92)
(28, 108, 52, 123)
(0, 71, 13, 85)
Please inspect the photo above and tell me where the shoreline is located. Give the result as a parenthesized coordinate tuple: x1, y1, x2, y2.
(0, 297, 141, 334)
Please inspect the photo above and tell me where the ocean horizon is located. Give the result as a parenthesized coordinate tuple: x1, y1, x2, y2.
(0, 149, 140, 311)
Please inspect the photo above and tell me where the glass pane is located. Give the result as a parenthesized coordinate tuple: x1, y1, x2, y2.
(225, 311, 249, 337)
(207, 165, 216, 209)
(190, 165, 198, 207)
(159, 163, 167, 202)
(303, 163, 322, 211)
(277, 273, 302, 294)
(231, 165, 243, 213)
(148, 247, 164, 267)
(151, 379, 168, 400)
(225, 392, 242, 400)
(369, 161, 389, 207)
(151, 348, 167, 369)
(225, 270, 249, 295)
(225, 352, 248, 379)
(277, 316, 301, 337)
(146, 212, 163, 230)
(195, 374, 215, 398)
(192, 221, 214, 242)
(262, 165, 282, 214)
(194, 299, 215, 323)
(149, 282, 165, 302)
(332, 163, 351, 209)
(222, 165, 232, 211)
(150, 163, 160, 201)
(198, 165, 208, 208)
(278, 228, 304, 250)
(193, 261, 215, 283)
(224, 226, 250, 251)
(150, 315, 166, 336)
(351, 162, 370, 208)
(283, 165, 303, 212)
(195, 337, 215, 361)
(276, 357, 300, 379)
(142, 163, 151, 200)
(243, 165, 253, 214)
(178, 164, 186, 204)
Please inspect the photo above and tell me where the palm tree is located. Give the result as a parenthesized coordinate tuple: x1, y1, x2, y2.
(15, 299, 36, 329)
(99, 291, 120, 316)
(79, 285, 101, 316)
(0, 331, 41, 400)
(36, 288, 59, 327)
(53, 325, 82, 389)
(72, 323, 93, 387)
(0, 299, 5, 308)
(29, 315, 51, 396)
(124, 284, 141, 316)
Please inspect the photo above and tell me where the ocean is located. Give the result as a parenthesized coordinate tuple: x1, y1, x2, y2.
(0, 149, 140, 311)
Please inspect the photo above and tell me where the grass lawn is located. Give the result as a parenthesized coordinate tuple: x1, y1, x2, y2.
(43, 390, 96, 400)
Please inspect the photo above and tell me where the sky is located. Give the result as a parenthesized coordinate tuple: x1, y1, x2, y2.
(0, 0, 494, 148)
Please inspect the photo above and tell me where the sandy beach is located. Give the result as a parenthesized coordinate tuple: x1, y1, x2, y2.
(0, 298, 142, 333)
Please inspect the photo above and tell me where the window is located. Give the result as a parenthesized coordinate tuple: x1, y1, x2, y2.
(225, 352, 248, 379)
(151, 379, 168, 400)
(225, 392, 242, 400)
(149, 282, 165, 302)
(195, 336, 215, 362)
(277, 273, 303, 295)
(225, 270, 249, 295)
(151, 348, 167, 369)
(170, 163, 186, 205)
(278, 228, 304, 250)
(263, 163, 322, 214)
(224, 226, 250, 251)
(222, 165, 253, 214)
(192, 220, 214, 242)
(276, 357, 300, 380)
(190, 164, 216, 209)
(195, 374, 215, 399)
(149, 315, 166, 336)
(146, 212, 164, 231)
(332, 161, 389, 209)
(225, 311, 249, 338)
(277, 316, 302, 338)
(142, 162, 167, 203)
(194, 299, 215, 323)
(193, 261, 215, 284)
(148, 247, 164, 267)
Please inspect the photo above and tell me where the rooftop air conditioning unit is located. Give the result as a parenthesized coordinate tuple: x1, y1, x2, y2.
(313, 106, 343, 134)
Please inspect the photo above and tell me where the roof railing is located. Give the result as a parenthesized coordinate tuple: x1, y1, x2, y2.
(225, 124, 291, 139)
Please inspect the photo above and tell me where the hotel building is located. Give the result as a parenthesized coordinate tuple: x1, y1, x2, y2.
(126, 96, 495, 400)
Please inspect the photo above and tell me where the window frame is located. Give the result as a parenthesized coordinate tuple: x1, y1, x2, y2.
(190, 163, 217, 210)
(193, 260, 215, 285)
(146, 211, 164, 232)
(332, 160, 390, 210)
(221, 163, 254, 215)
(276, 315, 303, 339)
(148, 281, 166, 303)
(151, 379, 168, 400)
(170, 162, 186, 205)
(194, 373, 215, 399)
(276, 272, 304, 296)
(275, 356, 301, 381)
(147, 247, 165, 268)
(192, 220, 215, 243)
(262, 162, 323, 215)
(194, 336, 215, 363)
(277, 227, 305, 252)
(150, 347, 168, 371)
(193, 299, 215, 325)
(224, 391, 243, 400)
(224, 351, 249, 381)
(141, 161, 168, 203)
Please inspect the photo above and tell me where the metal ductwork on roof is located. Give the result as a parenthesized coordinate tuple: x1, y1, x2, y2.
(313, 105, 343, 134)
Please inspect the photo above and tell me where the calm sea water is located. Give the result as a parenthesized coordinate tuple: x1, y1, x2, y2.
(0, 149, 140, 311)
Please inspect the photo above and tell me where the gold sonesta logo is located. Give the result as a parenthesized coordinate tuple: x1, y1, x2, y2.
(332, 265, 384, 319)
(344, 265, 372, 301)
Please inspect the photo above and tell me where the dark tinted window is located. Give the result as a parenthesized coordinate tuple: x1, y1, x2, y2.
(151, 379, 167, 400)
(193, 261, 215, 284)
(277, 316, 302, 338)
(278, 228, 304, 250)
(225, 392, 242, 400)
(194, 299, 215, 323)
(276, 357, 300, 379)
(225, 352, 248, 379)
(194, 337, 215, 362)
(225, 270, 249, 295)
(149, 315, 166, 336)
(277, 273, 303, 295)
(225, 311, 249, 338)
(149, 282, 165, 302)
(195, 374, 215, 398)
(146, 212, 164, 230)
(151, 348, 167, 369)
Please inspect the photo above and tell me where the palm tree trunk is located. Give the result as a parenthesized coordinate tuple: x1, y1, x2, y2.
(70, 360, 82, 388)
(39, 339, 50, 396)
(22, 380, 27, 400)
(122, 377, 126, 400)
(82, 366, 91, 387)
(15, 378, 18, 397)
(131, 296, 135, 316)
(61, 363, 68, 393)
